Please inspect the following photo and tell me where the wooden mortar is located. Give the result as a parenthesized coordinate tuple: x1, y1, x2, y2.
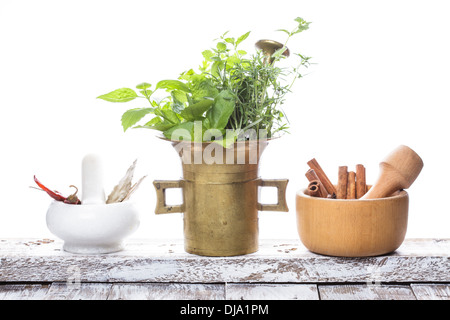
(296, 188, 409, 257)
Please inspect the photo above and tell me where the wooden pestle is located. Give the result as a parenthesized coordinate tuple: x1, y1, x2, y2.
(361, 145, 423, 199)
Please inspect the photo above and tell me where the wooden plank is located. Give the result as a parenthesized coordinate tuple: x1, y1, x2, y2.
(44, 282, 112, 300)
(411, 284, 450, 300)
(226, 283, 319, 300)
(0, 284, 49, 300)
(0, 238, 449, 283)
(108, 283, 225, 300)
(319, 284, 417, 300)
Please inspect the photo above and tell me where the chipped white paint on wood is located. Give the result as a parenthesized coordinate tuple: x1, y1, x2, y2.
(44, 282, 112, 300)
(0, 284, 49, 300)
(319, 284, 417, 300)
(107, 283, 225, 300)
(0, 238, 449, 283)
(411, 284, 450, 300)
(226, 283, 319, 300)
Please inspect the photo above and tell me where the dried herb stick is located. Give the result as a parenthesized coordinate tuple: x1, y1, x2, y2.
(337, 166, 348, 199)
(347, 171, 356, 199)
(307, 158, 337, 196)
(305, 169, 328, 198)
(356, 164, 367, 199)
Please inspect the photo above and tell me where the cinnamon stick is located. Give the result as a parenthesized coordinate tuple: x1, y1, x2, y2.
(307, 158, 337, 196)
(308, 180, 321, 197)
(337, 166, 348, 199)
(305, 169, 328, 198)
(356, 164, 367, 199)
(347, 171, 356, 199)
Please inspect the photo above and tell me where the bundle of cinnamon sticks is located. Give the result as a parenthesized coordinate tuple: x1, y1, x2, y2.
(305, 159, 369, 199)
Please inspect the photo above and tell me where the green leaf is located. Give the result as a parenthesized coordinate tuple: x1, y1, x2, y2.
(236, 31, 250, 46)
(163, 121, 195, 140)
(154, 108, 180, 124)
(213, 130, 238, 148)
(216, 42, 227, 51)
(202, 50, 214, 61)
(156, 80, 190, 93)
(237, 50, 247, 56)
(272, 47, 288, 59)
(189, 74, 219, 102)
(145, 117, 162, 126)
(180, 99, 214, 121)
(276, 29, 291, 35)
(179, 69, 195, 81)
(121, 108, 154, 131)
(211, 61, 222, 78)
(140, 89, 153, 97)
(97, 88, 138, 103)
(134, 117, 177, 131)
(224, 37, 235, 44)
(172, 90, 187, 104)
(136, 82, 152, 89)
(171, 90, 187, 114)
(226, 55, 240, 67)
(292, 17, 311, 34)
(206, 90, 235, 130)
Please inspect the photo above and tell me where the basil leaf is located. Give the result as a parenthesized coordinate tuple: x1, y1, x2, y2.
(206, 90, 235, 130)
(156, 80, 190, 93)
(216, 42, 227, 51)
(134, 117, 177, 131)
(136, 82, 152, 89)
(189, 75, 219, 103)
(154, 108, 180, 124)
(202, 50, 214, 61)
(171, 90, 187, 114)
(180, 99, 214, 121)
(97, 88, 138, 103)
(121, 108, 155, 132)
(224, 37, 235, 44)
(236, 31, 250, 46)
(163, 121, 195, 140)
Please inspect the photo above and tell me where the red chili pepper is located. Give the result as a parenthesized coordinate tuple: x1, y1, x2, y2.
(34, 175, 66, 201)
(33, 176, 81, 204)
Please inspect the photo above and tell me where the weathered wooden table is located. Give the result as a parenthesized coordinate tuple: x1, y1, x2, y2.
(0, 238, 449, 300)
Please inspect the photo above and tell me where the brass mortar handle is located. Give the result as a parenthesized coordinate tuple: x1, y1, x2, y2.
(257, 179, 289, 212)
(153, 180, 185, 214)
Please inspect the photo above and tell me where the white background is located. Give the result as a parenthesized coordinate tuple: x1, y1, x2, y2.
(1, 0, 449, 240)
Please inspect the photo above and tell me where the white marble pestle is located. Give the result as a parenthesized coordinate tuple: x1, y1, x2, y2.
(46, 154, 140, 254)
(81, 154, 106, 205)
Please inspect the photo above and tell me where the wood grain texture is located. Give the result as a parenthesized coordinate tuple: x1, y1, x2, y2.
(0, 284, 49, 300)
(319, 284, 417, 300)
(108, 283, 225, 300)
(226, 283, 319, 300)
(296, 190, 409, 257)
(0, 238, 449, 283)
(362, 145, 423, 199)
(411, 284, 450, 300)
(44, 282, 112, 300)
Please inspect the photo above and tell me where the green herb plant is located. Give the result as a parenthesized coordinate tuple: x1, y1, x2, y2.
(97, 17, 311, 146)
